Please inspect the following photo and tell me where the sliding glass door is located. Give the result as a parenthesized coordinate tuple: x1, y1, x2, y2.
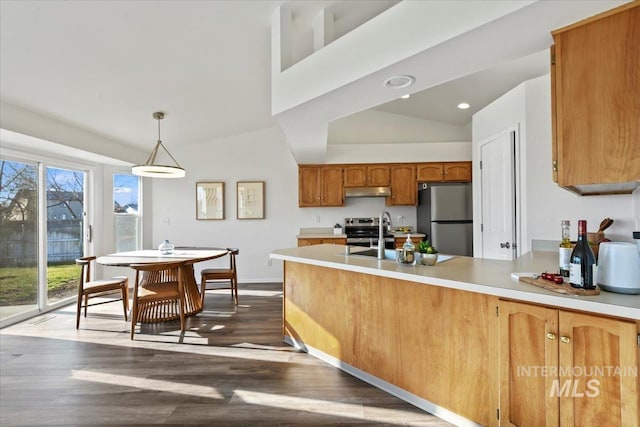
(46, 166, 85, 304)
(0, 157, 90, 326)
(0, 159, 39, 321)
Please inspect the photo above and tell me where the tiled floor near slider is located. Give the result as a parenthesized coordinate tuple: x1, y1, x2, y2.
(0, 283, 453, 426)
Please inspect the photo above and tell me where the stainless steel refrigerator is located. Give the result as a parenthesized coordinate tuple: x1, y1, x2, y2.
(416, 182, 473, 256)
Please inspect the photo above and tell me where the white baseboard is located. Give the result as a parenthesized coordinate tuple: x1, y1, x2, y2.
(284, 335, 483, 427)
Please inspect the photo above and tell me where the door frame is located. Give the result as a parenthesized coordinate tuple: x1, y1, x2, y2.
(474, 124, 523, 259)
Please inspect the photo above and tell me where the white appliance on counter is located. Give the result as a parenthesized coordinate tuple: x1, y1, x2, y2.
(597, 234, 640, 294)
(416, 183, 473, 256)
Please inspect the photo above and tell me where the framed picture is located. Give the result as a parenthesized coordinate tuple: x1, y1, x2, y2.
(196, 182, 224, 220)
(237, 181, 265, 219)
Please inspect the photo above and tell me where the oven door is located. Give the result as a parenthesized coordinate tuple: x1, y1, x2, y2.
(346, 237, 375, 248)
(346, 237, 395, 249)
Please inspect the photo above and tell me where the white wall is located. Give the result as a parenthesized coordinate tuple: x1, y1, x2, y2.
(473, 74, 636, 259)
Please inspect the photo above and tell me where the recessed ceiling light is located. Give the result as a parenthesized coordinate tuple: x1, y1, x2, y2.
(457, 102, 470, 110)
(400, 94, 411, 99)
(384, 75, 415, 89)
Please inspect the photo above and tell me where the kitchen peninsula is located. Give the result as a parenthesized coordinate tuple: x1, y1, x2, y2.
(270, 244, 640, 426)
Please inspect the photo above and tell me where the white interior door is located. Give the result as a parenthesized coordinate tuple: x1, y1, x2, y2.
(480, 130, 516, 260)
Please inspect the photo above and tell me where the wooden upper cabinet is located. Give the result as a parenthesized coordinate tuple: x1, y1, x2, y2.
(387, 164, 416, 206)
(416, 163, 443, 182)
(417, 162, 471, 182)
(298, 166, 344, 207)
(551, 2, 640, 195)
(343, 165, 390, 187)
(443, 162, 472, 182)
(299, 166, 321, 207)
(343, 166, 367, 187)
(368, 165, 390, 186)
(320, 166, 344, 206)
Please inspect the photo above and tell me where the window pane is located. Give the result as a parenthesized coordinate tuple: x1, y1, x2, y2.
(0, 159, 39, 321)
(46, 167, 83, 304)
(114, 173, 140, 252)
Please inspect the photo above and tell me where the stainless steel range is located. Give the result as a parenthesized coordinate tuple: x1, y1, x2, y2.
(344, 217, 395, 248)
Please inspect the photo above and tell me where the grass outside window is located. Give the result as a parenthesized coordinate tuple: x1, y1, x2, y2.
(0, 264, 80, 305)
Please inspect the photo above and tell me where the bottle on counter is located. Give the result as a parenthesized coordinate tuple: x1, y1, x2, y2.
(569, 220, 596, 289)
(402, 234, 415, 265)
(559, 220, 572, 281)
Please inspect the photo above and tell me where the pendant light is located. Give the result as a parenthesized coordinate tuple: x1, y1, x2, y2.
(132, 112, 185, 178)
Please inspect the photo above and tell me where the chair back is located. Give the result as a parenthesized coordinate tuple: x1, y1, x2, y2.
(130, 260, 186, 286)
(75, 256, 97, 288)
(227, 248, 239, 270)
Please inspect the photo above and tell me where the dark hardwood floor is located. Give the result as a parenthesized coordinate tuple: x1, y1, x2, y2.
(0, 283, 453, 426)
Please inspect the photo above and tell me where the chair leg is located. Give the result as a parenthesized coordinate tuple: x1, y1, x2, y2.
(84, 295, 89, 317)
(76, 292, 83, 329)
(130, 302, 137, 340)
(232, 277, 238, 306)
(121, 285, 128, 322)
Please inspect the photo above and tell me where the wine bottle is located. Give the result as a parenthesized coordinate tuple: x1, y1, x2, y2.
(569, 220, 596, 289)
(558, 220, 571, 281)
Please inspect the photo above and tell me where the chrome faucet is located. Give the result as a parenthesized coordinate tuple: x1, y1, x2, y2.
(378, 211, 392, 259)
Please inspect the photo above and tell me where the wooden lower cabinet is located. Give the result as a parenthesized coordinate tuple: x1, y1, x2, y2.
(297, 237, 346, 247)
(394, 235, 423, 248)
(284, 262, 499, 426)
(499, 300, 639, 426)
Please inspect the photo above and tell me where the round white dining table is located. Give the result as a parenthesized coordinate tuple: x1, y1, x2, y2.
(97, 249, 227, 319)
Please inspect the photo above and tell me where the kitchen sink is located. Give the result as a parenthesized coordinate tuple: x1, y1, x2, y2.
(349, 248, 397, 260)
(347, 248, 454, 264)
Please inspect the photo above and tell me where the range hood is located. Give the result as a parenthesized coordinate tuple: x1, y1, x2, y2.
(345, 186, 392, 198)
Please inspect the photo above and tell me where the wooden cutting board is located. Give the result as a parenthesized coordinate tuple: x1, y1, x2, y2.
(519, 276, 600, 296)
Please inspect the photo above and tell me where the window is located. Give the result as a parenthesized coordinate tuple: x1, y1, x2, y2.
(113, 173, 140, 252)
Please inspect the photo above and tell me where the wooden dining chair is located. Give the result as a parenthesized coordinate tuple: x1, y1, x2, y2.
(129, 260, 187, 340)
(200, 248, 239, 306)
(75, 256, 129, 329)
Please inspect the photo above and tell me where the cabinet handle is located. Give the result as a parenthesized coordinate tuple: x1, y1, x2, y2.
(546, 332, 556, 340)
(560, 336, 570, 344)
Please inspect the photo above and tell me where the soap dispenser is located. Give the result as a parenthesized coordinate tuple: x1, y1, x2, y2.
(402, 234, 415, 265)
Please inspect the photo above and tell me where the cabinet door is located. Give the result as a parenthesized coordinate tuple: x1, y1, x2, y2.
(343, 165, 367, 187)
(394, 236, 423, 248)
(298, 167, 320, 207)
(416, 163, 443, 182)
(552, 3, 640, 191)
(320, 166, 344, 206)
(322, 238, 346, 245)
(297, 238, 316, 247)
(558, 311, 639, 427)
(368, 165, 390, 186)
(387, 165, 416, 206)
(443, 162, 472, 182)
(499, 300, 559, 427)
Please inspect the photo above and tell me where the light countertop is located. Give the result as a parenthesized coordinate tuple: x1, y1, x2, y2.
(270, 244, 640, 320)
(297, 233, 347, 239)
